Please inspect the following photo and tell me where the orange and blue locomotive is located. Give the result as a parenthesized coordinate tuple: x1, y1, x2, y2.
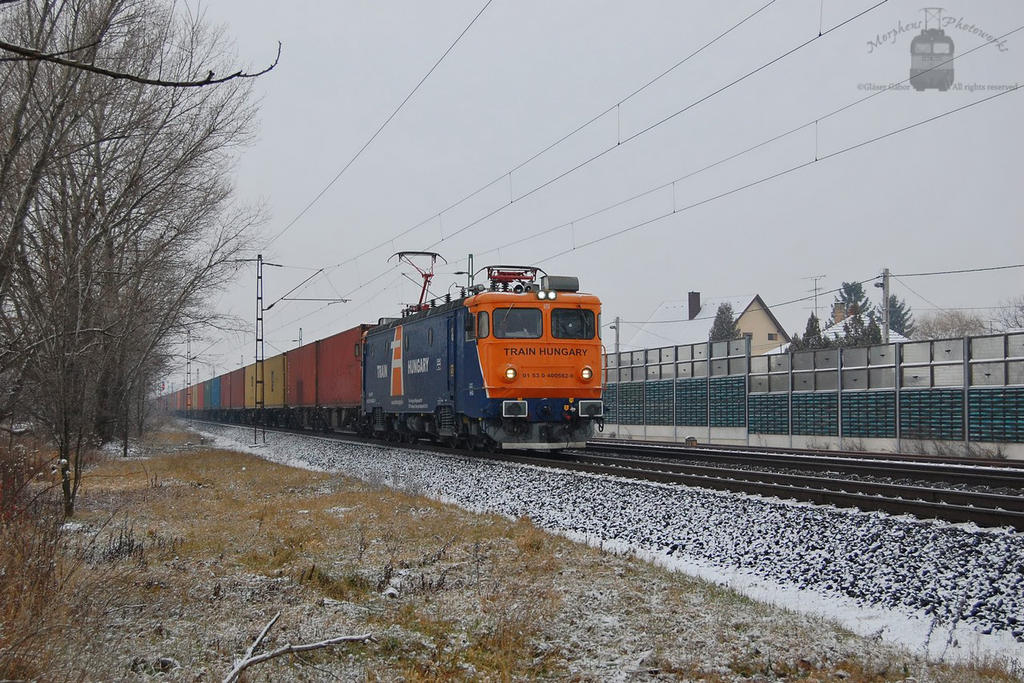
(361, 266, 603, 449)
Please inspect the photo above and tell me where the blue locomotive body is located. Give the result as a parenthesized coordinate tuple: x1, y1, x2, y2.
(362, 301, 484, 423)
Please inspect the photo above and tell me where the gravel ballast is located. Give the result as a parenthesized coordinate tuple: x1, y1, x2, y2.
(200, 423, 1024, 666)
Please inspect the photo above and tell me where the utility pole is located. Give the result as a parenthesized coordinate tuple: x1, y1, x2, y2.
(231, 253, 344, 443)
(255, 254, 265, 444)
(882, 267, 891, 344)
(185, 329, 192, 419)
(613, 316, 621, 358)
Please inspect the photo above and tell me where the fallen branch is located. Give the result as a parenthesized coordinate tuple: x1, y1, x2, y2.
(223, 612, 372, 683)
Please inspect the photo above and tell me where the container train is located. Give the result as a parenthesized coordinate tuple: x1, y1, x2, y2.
(164, 266, 604, 450)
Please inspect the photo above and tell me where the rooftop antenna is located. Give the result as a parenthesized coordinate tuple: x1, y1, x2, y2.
(802, 274, 827, 320)
(389, 251, 447, 313)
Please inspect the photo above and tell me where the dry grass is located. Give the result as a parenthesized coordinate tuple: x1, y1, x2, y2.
(1, 428, 1020, 680)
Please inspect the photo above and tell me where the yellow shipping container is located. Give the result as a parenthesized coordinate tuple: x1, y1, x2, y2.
(244, 354, 287, 408)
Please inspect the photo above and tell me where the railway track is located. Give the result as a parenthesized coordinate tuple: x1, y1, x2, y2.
(191, 421, 1024, 531)
(587, 438, 1024, 490)
(486, 448, 1024, 531)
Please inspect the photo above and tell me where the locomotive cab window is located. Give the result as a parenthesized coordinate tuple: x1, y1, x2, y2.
(552, 308, 595, 339)
(477, 311, 489, 338)
(493, 307, 542, 339)
(933, 42, 951, 54)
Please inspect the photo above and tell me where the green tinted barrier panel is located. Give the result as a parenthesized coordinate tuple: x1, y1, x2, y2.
(899, 389, 964, 441)
(710, 376, 746, 428)
(603, 384, 618, 423)
(618, 382, 644, 424)
(841, 391, 896, 438)
(792, 393, 838, 436)
(749, 393, 789, 434)
(644, 380, 674, 426)
(969, 388, 1024, 443)
(675, 377, 708, 427)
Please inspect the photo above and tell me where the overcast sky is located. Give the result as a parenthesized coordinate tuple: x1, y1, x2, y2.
(183, 0, 1022, 382)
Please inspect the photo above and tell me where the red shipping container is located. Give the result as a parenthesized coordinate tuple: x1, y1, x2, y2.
(220, 372, 231, 410)
(194, 381, 205, 410)
(317, 324, 371, 407)
(227, 367, 245, 409)
(286, 342, 318, 408)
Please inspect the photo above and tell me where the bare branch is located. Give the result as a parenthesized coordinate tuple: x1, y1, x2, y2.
(223, 613, 372, 683)
(0, 38, 100, 62)
(243, 611, 280, 662)
(0, 38, 280, 87)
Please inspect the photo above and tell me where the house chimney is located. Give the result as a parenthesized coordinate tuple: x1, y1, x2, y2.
(687, 291, 701, 320)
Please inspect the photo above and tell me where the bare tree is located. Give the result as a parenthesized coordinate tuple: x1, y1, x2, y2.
(996, 295, 1024, 331)
(914, 310, 988, 340)
(1, 0, 263, 515)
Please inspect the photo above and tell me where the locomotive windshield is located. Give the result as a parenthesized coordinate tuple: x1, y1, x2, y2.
(552, 308, 595, 339)
(494, 307, 542, 338)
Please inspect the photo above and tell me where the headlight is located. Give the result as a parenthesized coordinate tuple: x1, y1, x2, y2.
(581, 366, 593, 380)
(548, 291, 557, 300)
(537, 291, 547, 300)
(505, 367, 517, 380)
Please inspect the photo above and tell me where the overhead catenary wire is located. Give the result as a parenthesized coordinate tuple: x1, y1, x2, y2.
(427, 0, 890, 248)
(261, 0, 495, 249)
(613, 276, 881, 326)
(267, 13, 1019, 349)
(471, 21, 1024, 263)
(536, 83, 1023, 264)
(305, 0, 782, 276)
(285, 0, 891, 305)
(217, 6, 1017, 364)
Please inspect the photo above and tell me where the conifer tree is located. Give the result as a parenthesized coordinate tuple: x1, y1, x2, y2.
(883, 294, 915, 337)
(833, 282, 871, 321)
(801, 313, 827, 349)
(709, 303, 740, 342)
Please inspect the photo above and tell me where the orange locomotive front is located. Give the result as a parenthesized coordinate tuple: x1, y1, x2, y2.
(463, 270, 603, 448)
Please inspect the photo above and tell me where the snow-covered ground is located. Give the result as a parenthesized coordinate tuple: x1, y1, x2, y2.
(197, 423, 1024, 666)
